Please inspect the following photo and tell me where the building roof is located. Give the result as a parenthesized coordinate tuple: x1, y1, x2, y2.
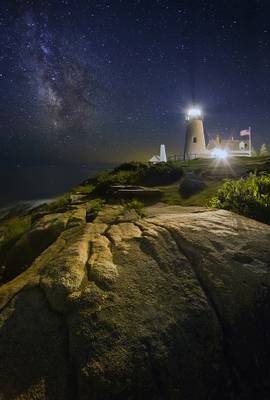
(149, 155, 160, 163)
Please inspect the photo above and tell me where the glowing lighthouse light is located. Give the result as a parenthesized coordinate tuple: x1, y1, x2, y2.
(187, 108, 202, 120)
(211, 148, 228, 159)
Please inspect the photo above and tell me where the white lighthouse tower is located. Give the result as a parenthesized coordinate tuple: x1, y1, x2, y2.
(184, 108, 207, 160)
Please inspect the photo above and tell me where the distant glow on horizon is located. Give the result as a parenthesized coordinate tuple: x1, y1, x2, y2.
(211, 148, 228, 159)
(187, 108, 202, 119)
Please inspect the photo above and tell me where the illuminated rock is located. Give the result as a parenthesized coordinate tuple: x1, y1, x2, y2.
(0, 205, 270, 399)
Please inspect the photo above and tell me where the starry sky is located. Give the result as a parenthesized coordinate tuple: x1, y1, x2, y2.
(1, 0, 270, 166)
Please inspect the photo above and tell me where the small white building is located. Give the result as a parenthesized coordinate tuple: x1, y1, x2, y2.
(149, 144, 167, 163)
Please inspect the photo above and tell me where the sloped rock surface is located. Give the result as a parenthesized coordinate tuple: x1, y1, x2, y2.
(0, 205, 270, 399)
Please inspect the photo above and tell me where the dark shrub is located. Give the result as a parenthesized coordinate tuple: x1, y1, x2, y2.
(179, 173, 206, 198)
(91, 162, 184, 196)
(210, 173, 270, 224)
(133, 162, 184, 186)
(93, 170, 135, 196)
(113, 162, 147, 173)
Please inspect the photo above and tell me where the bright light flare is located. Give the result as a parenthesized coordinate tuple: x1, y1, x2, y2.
(211, 148, 228, 159)
(187, 108, 202, 119)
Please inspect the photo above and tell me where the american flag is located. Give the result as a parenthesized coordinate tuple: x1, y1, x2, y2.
(240, 128, 250, 136)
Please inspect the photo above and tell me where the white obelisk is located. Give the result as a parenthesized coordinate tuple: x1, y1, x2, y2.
(160, 144, 167, 162)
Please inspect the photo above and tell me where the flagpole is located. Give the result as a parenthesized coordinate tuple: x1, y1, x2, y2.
(249, 126, 251, 157)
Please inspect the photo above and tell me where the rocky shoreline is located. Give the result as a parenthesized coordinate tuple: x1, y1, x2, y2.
(0, 200, 270, 399)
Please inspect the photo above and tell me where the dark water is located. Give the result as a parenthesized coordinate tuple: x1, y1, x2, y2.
(0, 164, 113, 208)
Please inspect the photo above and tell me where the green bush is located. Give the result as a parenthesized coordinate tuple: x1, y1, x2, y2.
(133, 162, 183, 186)
(124, 199, 145, 217)
(86, 199, 105, 222)
(209, 173, 270, 224)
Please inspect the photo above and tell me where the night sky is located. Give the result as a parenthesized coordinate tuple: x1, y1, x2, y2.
(1, 0, 270, 166)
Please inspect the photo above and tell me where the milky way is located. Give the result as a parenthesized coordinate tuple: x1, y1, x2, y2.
(1, 0, 270, 165)
(19, 8, 106, 134)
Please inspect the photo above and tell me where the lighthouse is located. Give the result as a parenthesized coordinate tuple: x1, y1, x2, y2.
(184, 108, 207, 160)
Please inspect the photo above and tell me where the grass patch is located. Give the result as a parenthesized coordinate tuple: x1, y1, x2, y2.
(85, 162, 184, 197)
(71, 184, 95, 195)
(158, 180, 223, 207)
(124, 199, 145, 217)
(180, 181, 223, 206)
(31, 194, 72, 220)
(0, 215, 32, 269)
(45, 193, 71, 211)
(1, 216, 31, 245)
(177, 156, 270, 176)
(86, 199, 105, 222)
(155, 157, 270, 208)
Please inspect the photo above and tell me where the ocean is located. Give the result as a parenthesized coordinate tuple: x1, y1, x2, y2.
(0, 164, 113, 209)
